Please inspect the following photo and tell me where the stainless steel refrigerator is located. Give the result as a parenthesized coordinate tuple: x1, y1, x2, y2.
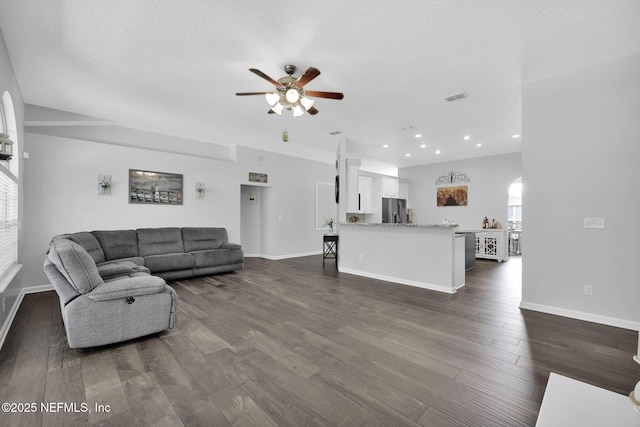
(382, 198, 407, 223)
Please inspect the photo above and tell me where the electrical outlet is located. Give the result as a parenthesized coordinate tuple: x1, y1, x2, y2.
(358, 254, 364, 261)
(584, 285, 593, 296)
(584, 218, 605, 228)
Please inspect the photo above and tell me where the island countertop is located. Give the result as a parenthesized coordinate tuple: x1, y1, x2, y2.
(337, 222, 465, 294)
(339, 222, 458, 228)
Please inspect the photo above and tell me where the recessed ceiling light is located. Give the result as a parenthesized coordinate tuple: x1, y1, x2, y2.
(464, 135, 471, 140)
(405, 153, 411, 157)
(512, 134, 521, 138)
(420, 144, 426, 148)
(382, 144, 389, 148)
(435, 149, 441, 154)
(476, 143, 482, 147)
(414, 134, 422, 138)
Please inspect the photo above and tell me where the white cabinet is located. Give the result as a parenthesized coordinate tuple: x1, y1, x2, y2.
(381, 177, 399, 198)
(358, 176, 373, 212)
(475, 230, 509, 262)
(345, 158, 361, 213)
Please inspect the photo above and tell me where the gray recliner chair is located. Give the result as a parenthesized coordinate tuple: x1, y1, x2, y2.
(44, 237, 177, 348)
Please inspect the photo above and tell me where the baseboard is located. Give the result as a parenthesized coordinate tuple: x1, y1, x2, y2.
(338, 267, 458, 295)
(245, 251, 322, 260)
(0, 284, 54, 350)
(519, 301, 640, 332)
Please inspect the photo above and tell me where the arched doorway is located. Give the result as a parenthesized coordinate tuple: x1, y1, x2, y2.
(1, 91, 18, 176)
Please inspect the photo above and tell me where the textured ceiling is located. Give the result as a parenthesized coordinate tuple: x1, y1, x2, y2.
(1, 0, 639, 168)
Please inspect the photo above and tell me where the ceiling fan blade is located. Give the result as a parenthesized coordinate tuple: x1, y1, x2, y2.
(304, 90, 344, 100)
(249, 68, 282, 87)
(236, 92, 271, 96)
(293, 67, 321, 89)
(307, 106, 319, 115)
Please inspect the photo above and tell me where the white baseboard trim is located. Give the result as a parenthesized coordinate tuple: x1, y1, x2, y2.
(245, 251, 322, 260)
(24, 284, 54, 294)
(338, 267, 457, 295)
(519, 301, 640, 332)
(0, 284, 54, 350)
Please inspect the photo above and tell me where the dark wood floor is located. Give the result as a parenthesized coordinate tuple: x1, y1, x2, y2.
(1, 256, 638, 426)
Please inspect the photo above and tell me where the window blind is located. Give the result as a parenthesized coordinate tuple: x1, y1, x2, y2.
(0, 165, 18, 291)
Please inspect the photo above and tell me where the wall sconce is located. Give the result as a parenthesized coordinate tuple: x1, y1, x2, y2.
(196, 182, 206, 200)
(0, 133, 14, 160)
(98, 174, 111, 196)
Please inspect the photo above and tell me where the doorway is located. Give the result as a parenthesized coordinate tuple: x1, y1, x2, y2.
(240, 185, 264, 257)
(508, 177, 522, 256)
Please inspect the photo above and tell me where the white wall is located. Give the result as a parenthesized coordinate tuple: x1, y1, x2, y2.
(399, 153, 521, 229)
(20, 135, 333, 287)
(522, 52, 640, 330)
(236, 146, 334, 259)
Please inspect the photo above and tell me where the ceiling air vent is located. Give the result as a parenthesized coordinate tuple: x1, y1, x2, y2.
(444, 92, 469, 102)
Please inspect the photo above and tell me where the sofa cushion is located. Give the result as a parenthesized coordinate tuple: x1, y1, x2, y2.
(65, 232, 106, 264)
(88, 275, 167, 301)
(137, 228, 184, 256)
(221, 242, 242, 250)
(112, 256, 146, 267)
(182, 227, 228, 252)
(48, 239, 103, 294)
(92, 230, 139, 260)
(191, 249, 243, 268)
(144, 252, 194, 273)
(96, 260, 150, 279)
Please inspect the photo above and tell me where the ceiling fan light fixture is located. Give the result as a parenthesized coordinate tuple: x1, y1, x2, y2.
(285, 88, 300, 103)
(292, 104, 304, 117)
(265, 92, 280, 106)
(300, 97, 315, 110)
(237, 65, 344, 117)
(271, 102, 284, 115)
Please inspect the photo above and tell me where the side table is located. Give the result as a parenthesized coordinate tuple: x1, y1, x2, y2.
(323, 234, 338, 268)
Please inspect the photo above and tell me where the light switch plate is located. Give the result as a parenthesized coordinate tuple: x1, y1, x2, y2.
(584, 218, 605, 228)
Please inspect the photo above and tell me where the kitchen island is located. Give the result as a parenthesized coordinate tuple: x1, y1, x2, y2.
(338, 222, 465, 294)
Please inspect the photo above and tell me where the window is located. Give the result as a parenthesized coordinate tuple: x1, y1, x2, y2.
(0, 91, 20, 292)
(0, 166, 18, 292)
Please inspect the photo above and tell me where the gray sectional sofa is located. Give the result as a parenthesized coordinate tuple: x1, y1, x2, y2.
(44, 227, 243, 348)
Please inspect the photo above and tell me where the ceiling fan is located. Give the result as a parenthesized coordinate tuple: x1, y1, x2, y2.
(236, 64, 344, 116)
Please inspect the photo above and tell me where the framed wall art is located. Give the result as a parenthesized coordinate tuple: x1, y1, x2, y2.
(129, 169, 183, 205)
(249, 172, 268, 183)
(436, 186, 468, 206)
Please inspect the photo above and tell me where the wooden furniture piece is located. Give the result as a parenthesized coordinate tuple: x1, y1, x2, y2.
(536, 373, 639, 426)
(475, 230, 509, 262)
(323, 234, 338, 268)
(456, 228, 509, 262)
